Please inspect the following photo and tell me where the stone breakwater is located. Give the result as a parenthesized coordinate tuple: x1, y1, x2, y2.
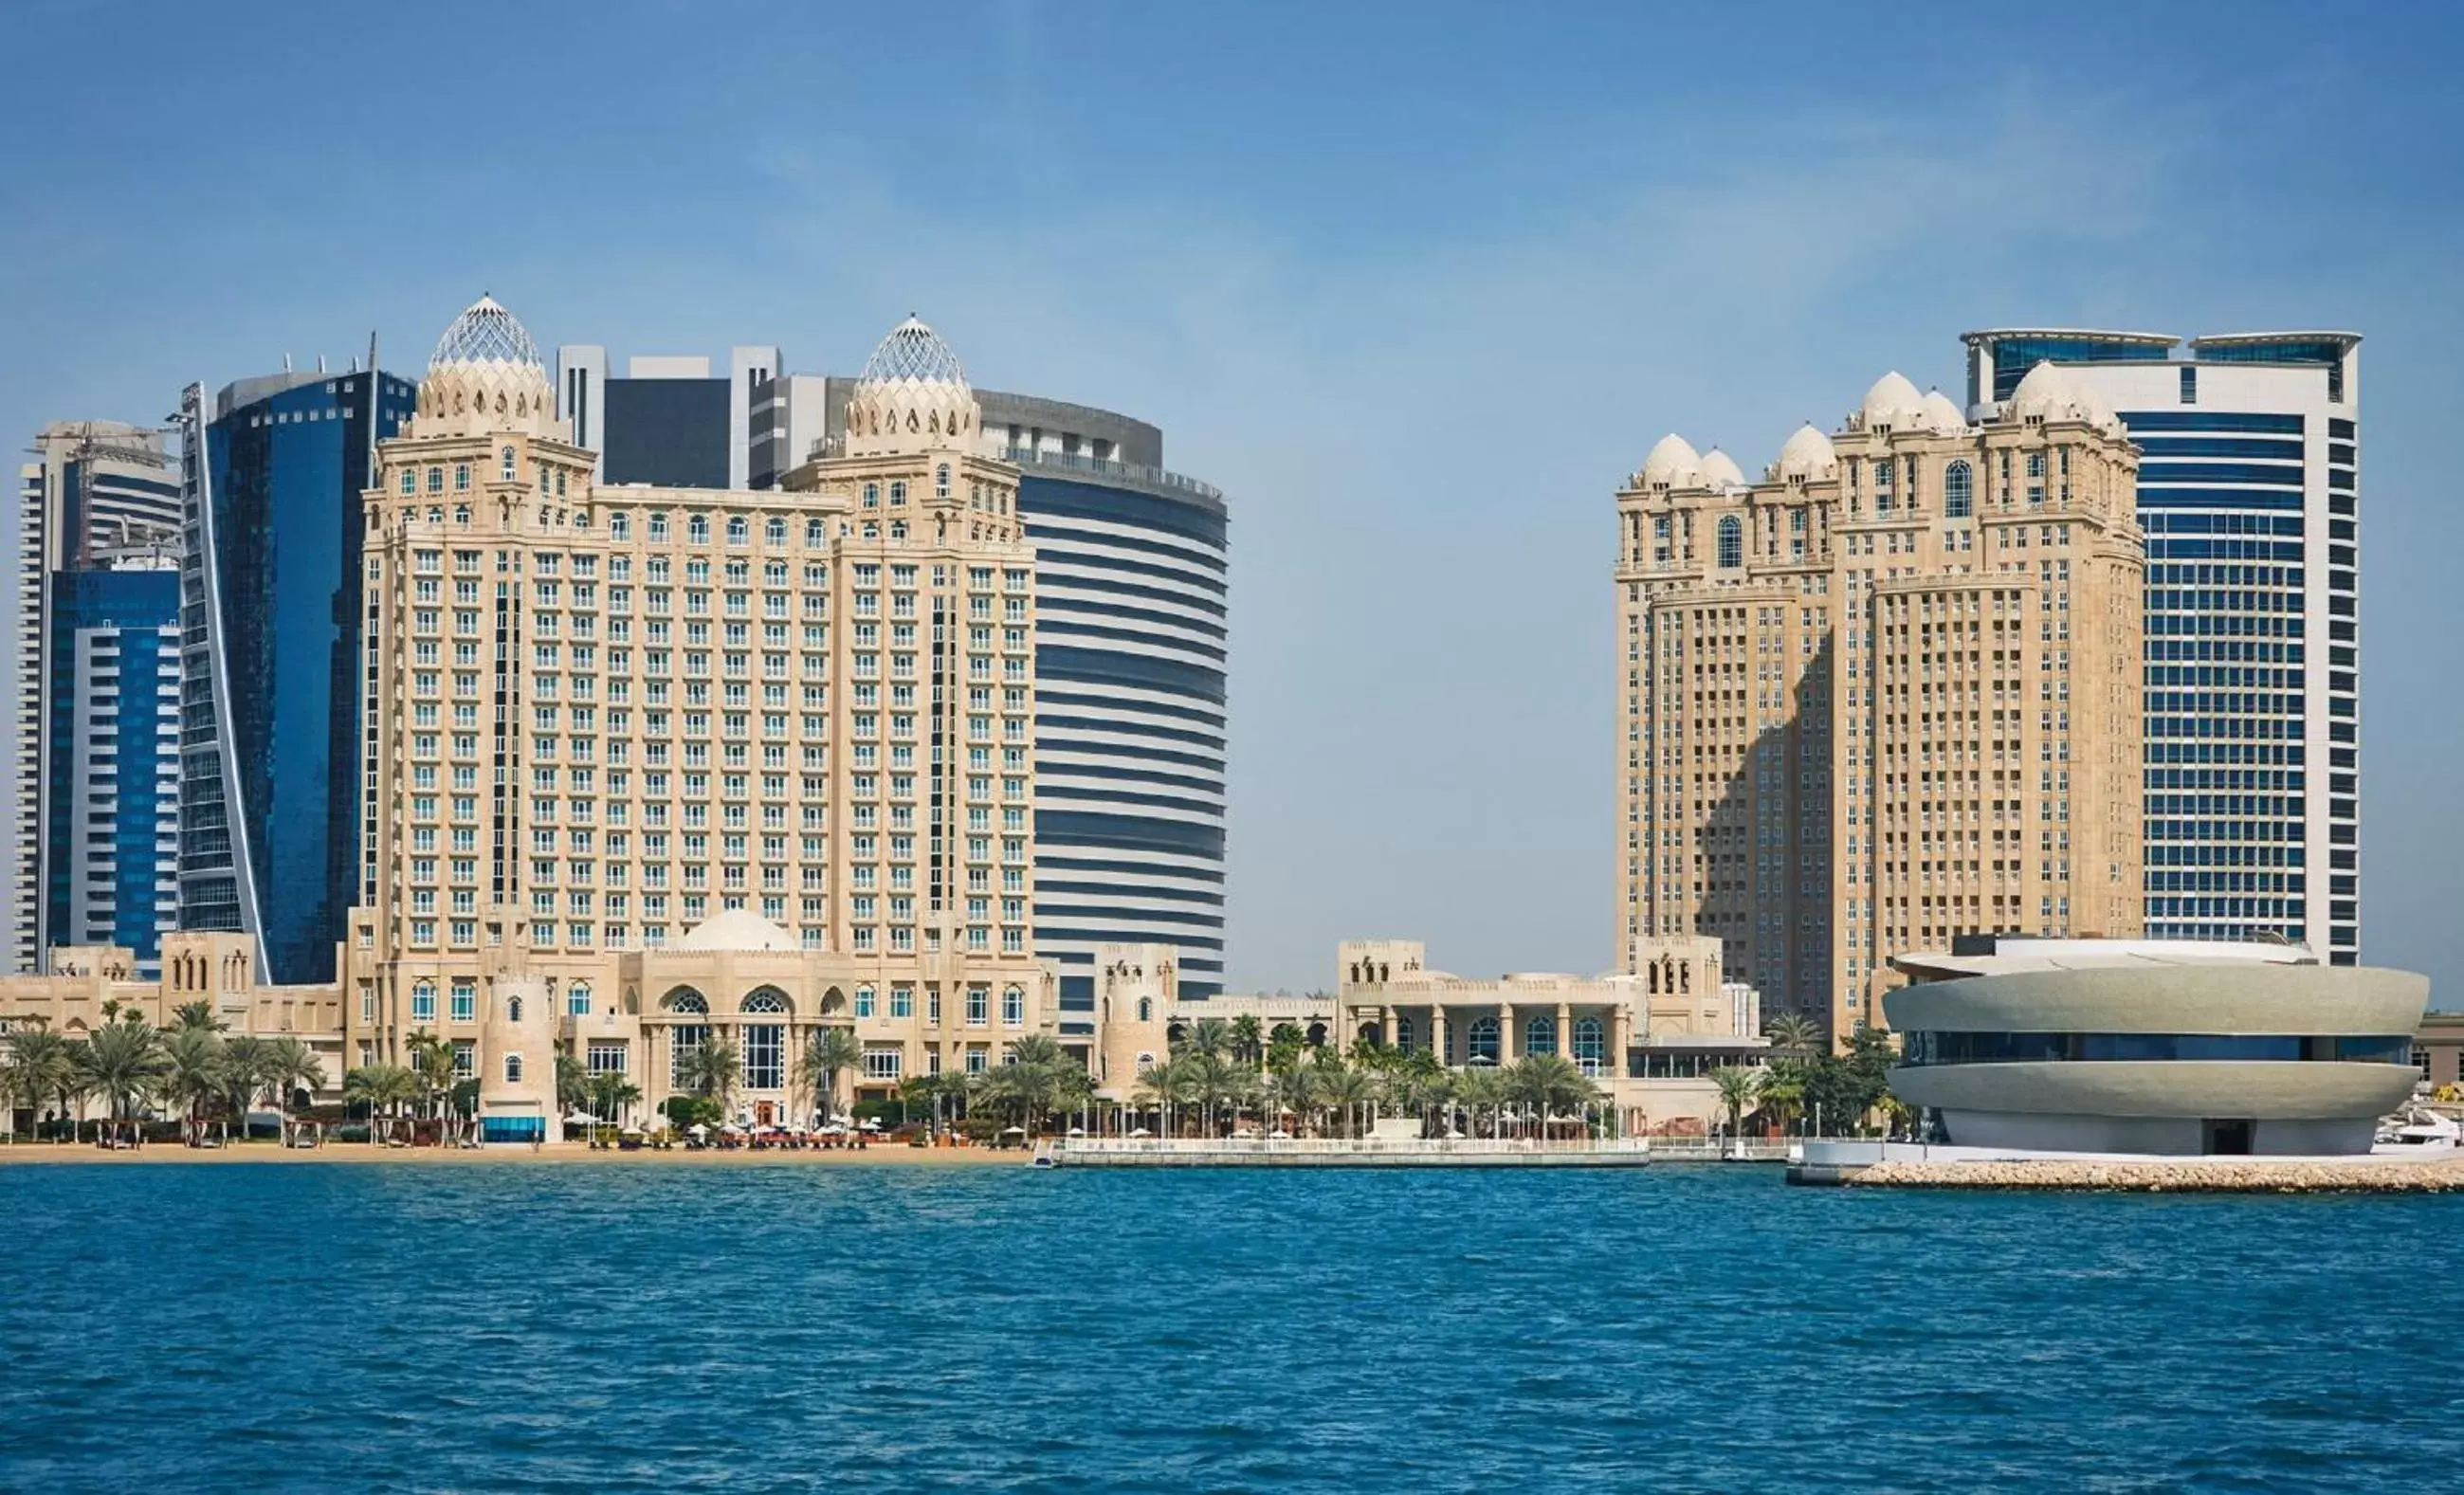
(1847, 1155, 2464, 1193)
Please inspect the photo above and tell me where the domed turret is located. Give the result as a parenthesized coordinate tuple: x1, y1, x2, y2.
(1771, 424, 1837, 483)
(414, 293, 557, 440)
(1855, 372, 1926, 431)
(2008, 361, 2123, 436)
(1919, 389, 1967, 434)
(843, 315, 981, 458)
(1638, 433, 1701, 489)
(1697, 447, 1747, 491)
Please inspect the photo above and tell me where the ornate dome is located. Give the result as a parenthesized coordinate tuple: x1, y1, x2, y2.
(2009, 361, 2123, 436)
(1697, 447, 1747, 490)
(1919, 390, 1967, 434)
(1638, 433, 1701, 488)
(429, 293, 540, 371)
(844, 315, 980, 457)
(415, 294, 556, 440)
(678, 908, 799, 953)
(1856, 372, 1926, 430)
(1771, 423, 1838, 482)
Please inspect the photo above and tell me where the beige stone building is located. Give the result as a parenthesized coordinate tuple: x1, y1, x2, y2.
(333, 298, 1053, 1137)
(1615, 365, 2145, 1040)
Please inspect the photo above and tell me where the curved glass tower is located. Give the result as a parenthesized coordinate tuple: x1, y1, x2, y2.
(176, 368, 416, 982)
(979, 393, 1230, 1005)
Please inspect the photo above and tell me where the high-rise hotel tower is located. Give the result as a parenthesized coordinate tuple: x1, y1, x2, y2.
(1962, 332, 2362, 964)
(338, 298, 1055, 1122)
(1615, 367, 2145, 1035)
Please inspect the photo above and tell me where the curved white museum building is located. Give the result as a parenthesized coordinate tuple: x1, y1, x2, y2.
(1885, 938, 2430, 1156)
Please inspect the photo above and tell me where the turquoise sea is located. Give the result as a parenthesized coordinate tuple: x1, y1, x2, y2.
(1, 1161, 2456, 1492)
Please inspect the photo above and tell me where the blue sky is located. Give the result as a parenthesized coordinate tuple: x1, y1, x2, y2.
(7, 1, 2461, 1000)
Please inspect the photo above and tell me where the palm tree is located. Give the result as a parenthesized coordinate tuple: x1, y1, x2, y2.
(264, 1037, 326, 1145)
(1230, 1013, 1265, 1068)
(585, 1072, 644, 1143)
(4, 1024, 78, 1143)
(171, 999, 225, 1034)
(218, 1035, 271, 1140)
(406, 1030, 459, 1144)
(1710, 1066, 1763, 1155)
(1763, 1012, 1826, 1057)
(1132, 1057, 1185, 1137)
(1181, 1017, 1232, 1062)
(159, 1026, 227, 1145)
(1269, 1062, 1319, 1136)
(76, 1015, 168, 1143)
(1317, 1062, 1378, 1139)
(1759, 1060, 1807, 1138)
(1505, 1054, 1601, 1138)
(344, 1064, 418, 1143)
(796, 1027, 863, 1126)
(556, 1052, 590, 1121)
(680, 1034, 743, 1119)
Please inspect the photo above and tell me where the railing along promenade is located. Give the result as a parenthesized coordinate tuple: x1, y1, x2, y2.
(1038, 1136, 1661, 1168)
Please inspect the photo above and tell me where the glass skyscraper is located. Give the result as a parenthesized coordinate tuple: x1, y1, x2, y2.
(176, 368, 416, 983)
(1962, 330, 2363, 964)
(43, 556, 181, 971)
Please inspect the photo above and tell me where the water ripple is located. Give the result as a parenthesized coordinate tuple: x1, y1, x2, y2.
(1, 1162, 2457, 1491)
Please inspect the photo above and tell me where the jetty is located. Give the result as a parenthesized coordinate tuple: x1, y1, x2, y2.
(1788, 1139, 2464, 1193)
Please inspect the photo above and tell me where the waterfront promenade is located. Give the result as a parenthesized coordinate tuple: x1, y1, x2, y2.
(1038, 1136, 1659, 1167)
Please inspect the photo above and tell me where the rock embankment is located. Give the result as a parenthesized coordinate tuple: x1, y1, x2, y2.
(1848, 1155, 2464, 1194)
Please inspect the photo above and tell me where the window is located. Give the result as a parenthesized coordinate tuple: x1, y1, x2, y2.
(1717, 515, 1743, 569)
(451, 978, 475, 1023)
(806, 519, 825, 546)
(568, 982, 592, 1017)
(742, 1020, 784, 1090)
(1524, 1015, 1557, 1057)
(501, 446, 517, 482)
(1003, 986, 1024, 1025)
(727, 516, 748, 545)
(688, 515, 709, 543)
(967, 987, 989, 1026)
(1944, 461, 1973, 520)
(505, 1054, 523, 1084)
(2180, 366, 2198, 405)
(864, 1047, 903, 1080)
(1572, 1016, 1606, 1075)
(936, 464, 951, 500)
(1466, 1016, 1499, 1065)
(411, 980, 436, 1023)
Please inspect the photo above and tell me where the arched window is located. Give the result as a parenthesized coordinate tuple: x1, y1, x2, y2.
(398, 469, 414, 495)
(1572, 1016, 1606, 1075)
(662, 987, 708, 1014)
(427, 466, 445, 494)
(501, 447, 516, 482)
(764, 517, 786, 545)
(454, 464, 470, 492)
(1717, 515, 1743, 569)
(687, 515, 709, 544)
(805, 519, 825, 546)
(1944, 460, 1974, 519)
(1524, 1014, 1557, 1057)
(505, 1053, 523, 1084)
(863, 483, 879, 509)
(507, 995, 525, 1024)
(935, 464, 951, 500)
(568, 982, 592, 1017)
(1003, 986, 1025, 1025)
(889, 521, 906, 540)
(741, 989, 789, 1014)
(1466, 1016, 1500, 1065)
(453, 504, 469, 525)
(648, 512, 669, 541)
(1395, 1014, 1415, 1053)
(1137, 997, 1152, 1022)
(889, 481, 906, 506)
(611, 513, 631, 540)
(726, 516, 748, 545)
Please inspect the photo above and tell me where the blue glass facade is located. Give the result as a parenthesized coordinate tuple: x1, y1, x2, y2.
(44, 566, 179, 967)
(1962, 329, 2360, 963)
(181, 371, 415, 982)
(1013, 459, 1230, 1003)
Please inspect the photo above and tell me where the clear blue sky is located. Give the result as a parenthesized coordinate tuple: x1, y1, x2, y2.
(7, 1, 2460, 1001)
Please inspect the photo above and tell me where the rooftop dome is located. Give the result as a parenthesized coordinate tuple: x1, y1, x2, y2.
(1639, 433, 1701, 487)
(1772, 423, 1837, 482)
(1857, 372, 1926, 430)
(2009, 361, 2123, 436)
(843, 315, 980, 457)
(858, 315, 971, 392)
(678, 908, 799, 953)
(429, 293, 540, 371)
(1697, 447, 1747, 489)
(1919, 389, 1967, 434)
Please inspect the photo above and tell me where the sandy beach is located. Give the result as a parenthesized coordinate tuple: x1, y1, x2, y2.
(0, 1140, 1025, 1167)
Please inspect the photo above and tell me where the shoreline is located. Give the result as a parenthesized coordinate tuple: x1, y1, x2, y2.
(0, 1141, 1023, 1167)
(1834, 1155, 2464, 1194)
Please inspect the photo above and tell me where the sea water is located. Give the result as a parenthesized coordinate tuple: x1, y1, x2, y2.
(2, 1161, 2456, 1491)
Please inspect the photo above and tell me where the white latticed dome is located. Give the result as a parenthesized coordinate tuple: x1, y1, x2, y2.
(2009, 362, 2124, 437)
(416, 293, 556, 439)
(1771, 423, 1838, 482)
(429, 293, 541, 371)
(844, 315, 980, 457)
(1855, 372, 1926, 431)
(1919, 390, 1967, 434)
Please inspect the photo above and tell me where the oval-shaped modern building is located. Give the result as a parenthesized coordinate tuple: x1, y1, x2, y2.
(1886, 938, 2428, 1155)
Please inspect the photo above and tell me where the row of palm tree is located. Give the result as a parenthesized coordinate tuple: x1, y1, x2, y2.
(1, 1002, 324, 1143)
(1125, 1047, 1609, 1139)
